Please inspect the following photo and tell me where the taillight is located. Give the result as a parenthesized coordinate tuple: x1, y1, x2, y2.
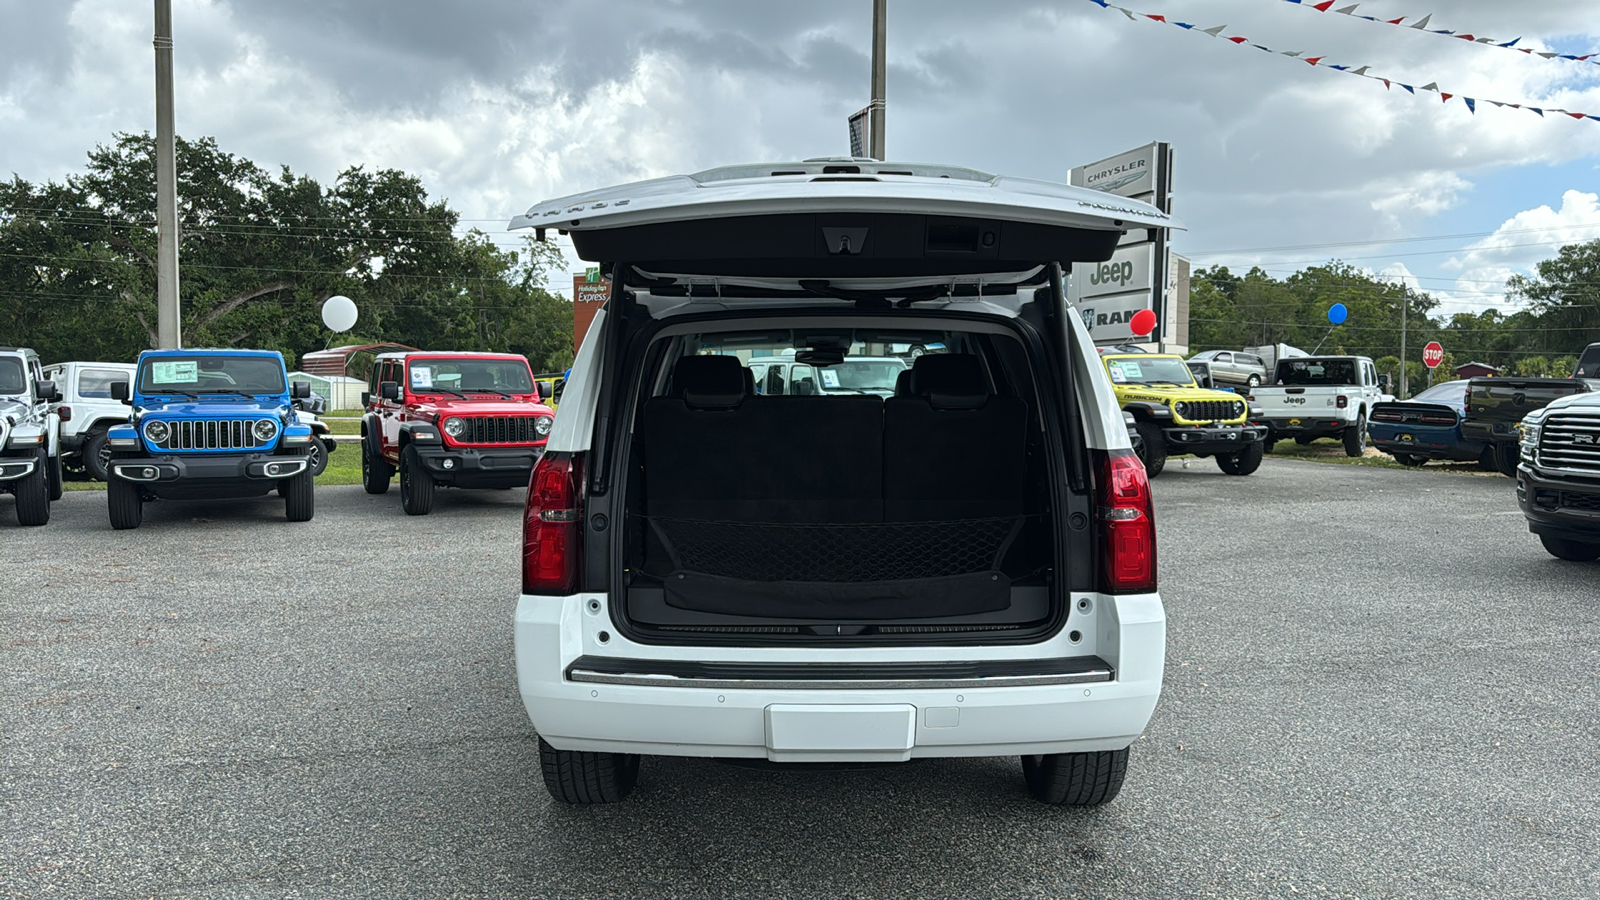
(1096, 449, 1157, 593)
(1336, 395, 1349, 409)
(522, 451, 584, 595)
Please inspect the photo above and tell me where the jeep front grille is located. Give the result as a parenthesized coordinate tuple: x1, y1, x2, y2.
(1178, 400, 1244, 423)
(1537, 413, 1600, 475)
(457, 415, 546, 444)
(153, 419, 272, 452)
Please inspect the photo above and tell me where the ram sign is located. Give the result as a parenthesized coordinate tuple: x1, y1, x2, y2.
(1067, 243, 1157, 341)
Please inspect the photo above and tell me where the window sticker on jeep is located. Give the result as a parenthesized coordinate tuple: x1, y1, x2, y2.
(1117, 361, 1144, 379)
(820, 369, 841, 389)
(410, 366, 433, 388)
(151, 361, 198, 384)
(1108, 366, 1127, 383)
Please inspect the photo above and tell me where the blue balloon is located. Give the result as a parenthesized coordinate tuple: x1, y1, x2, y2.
(1327, 303, 1349, 325)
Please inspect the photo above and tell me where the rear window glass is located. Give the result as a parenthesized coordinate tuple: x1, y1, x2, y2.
(78, 368, 129, 399)
(689, 330, 946, 398)
(1276, 358, 1357, 386)
(1576, 345, 1600, 378)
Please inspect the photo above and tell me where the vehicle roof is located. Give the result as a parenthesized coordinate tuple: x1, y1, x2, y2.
(373, 351, 532, 362)
(1103, 353, 1184, 362)
(137, 348, 284, 359)
(48, 361, 136, 368)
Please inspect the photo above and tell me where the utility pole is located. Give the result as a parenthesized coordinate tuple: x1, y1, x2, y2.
(869, 0, 887, 160)
(1399, 298, 1407, 398)
(154, 0, 181, 348)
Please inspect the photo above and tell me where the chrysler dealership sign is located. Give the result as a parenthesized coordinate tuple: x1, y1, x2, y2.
(1068, 142, 1174, 345)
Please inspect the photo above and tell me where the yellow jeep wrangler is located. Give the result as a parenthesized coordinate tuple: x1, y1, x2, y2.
(1101, 353, 1267, 477)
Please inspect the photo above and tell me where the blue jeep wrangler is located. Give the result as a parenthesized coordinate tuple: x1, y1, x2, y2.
(104, 349, 318, 529)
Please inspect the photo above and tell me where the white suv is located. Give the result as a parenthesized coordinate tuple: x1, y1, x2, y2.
(510, 160, 1173, 805)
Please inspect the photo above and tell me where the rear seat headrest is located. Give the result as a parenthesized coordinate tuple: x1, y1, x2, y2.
(909, 354, 989, 410)
(894, 369, 913, 396)
(673, 355, 746, 409)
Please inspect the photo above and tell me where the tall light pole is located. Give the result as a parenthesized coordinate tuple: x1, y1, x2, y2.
(154, 0, 181, 348)
(869, 0, 886, 160)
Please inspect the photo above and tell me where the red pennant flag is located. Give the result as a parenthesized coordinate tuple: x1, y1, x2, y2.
(1312, 1, 1335, 9)
(1569, 112, 1587, 119)
(1305, 56, 1324, 65)
(1441, 93, 1452, 102)
(1228, 35, 1249, 43)
(1146, 14, 1166, 22)
(1382, 79, 1391, 89)
(1386, 17, 1405, 24)
(1456, 35, 1475, 41)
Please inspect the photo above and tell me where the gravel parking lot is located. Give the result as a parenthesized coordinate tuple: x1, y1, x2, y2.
(4, 461, 1598, 899)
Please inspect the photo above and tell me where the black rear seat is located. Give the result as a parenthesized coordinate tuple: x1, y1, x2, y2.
(639, 353, 1027, 618)
(642, 355, 882, 523)
(883, 354, 1027, 521)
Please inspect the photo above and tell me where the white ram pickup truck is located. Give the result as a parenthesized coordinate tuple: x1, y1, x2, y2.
(1250, 355, 1386, 457)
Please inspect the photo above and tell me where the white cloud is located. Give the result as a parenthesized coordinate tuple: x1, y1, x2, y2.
(1443, 189, 1600, 309)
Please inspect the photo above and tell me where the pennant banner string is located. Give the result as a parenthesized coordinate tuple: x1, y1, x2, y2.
(1278, 1, 1599, 68)
(1081, 0, 1600, 124)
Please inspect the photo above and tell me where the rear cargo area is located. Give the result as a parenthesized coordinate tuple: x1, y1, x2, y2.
(616, 324, 1071, 642)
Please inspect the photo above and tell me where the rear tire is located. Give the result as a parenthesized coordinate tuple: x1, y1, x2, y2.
(539, 737, 640, 804)
(1217, 441, 1264, 476)
(1132, 421, 1167, 478)
(1477, 446, 1500, 472)
(306, 438, 328, 478)
(83, 431, 112, 482)
(1342, 414, 1367, 457)
(107, 474, 142, 530)
(284, 467, 315, 522)
(46, 453, 62, 501)
(1539, 535, 1600, 561)
(362, 437, 393, 495)
(1492, 443, 1520, 477)
(399, 444, 435, 516)
(1023, 747, 1129, 806)
(14, 451, 50, 526)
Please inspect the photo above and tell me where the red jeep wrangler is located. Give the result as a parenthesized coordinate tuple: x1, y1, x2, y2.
(360, 351, 554, 514)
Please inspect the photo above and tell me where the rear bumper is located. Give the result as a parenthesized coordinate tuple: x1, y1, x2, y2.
(513, 592, 1166, 762)
(1264, 417, 1348, 438)
(1369, 425, 1482, 460)
(1517, 466, 1600, 541)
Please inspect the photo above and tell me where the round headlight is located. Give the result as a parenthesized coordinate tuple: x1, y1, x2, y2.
(1174, 402, 1189, 417)
(535, 416, 553, 436)
(253, 418, 278, 442)
(443, 417, 465, 438)
(144, 420, 170, 443)
(1233, 401, 1245, 417)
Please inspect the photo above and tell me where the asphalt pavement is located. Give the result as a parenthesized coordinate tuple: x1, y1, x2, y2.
(3, 461, 1597, 899)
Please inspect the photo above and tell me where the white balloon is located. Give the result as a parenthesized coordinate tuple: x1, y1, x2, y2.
(321, 295, 358, 332)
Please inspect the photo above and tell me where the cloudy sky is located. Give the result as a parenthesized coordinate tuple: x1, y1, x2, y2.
(3, 0, 1598, 320)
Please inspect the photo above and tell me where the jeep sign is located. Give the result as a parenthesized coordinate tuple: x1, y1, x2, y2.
(1072, 243, 1154, 300)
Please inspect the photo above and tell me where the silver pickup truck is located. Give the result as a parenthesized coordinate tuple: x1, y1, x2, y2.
(1250, 355, 1386, 456)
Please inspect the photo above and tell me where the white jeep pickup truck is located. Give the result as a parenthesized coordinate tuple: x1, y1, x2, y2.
(1250, 355, 1386, 457)
(42, 361, 136, 482)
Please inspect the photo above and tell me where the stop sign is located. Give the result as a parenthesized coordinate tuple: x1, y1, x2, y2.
(1422, 341, 1444, 369)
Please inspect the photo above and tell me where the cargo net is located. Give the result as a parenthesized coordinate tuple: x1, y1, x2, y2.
(648, 516, 1025, 583)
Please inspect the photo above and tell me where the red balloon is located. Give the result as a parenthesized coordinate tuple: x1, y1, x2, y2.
(1129, 308, 1157, 336)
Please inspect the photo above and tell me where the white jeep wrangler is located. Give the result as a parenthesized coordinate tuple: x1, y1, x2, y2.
(42, 361, 137, 482)
(0, 347, 64, 525)
(509, 160, 1174, 806)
